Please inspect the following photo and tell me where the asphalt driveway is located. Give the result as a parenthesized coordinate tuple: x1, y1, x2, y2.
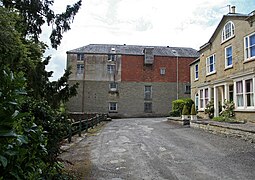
(62, 118, 255, 180)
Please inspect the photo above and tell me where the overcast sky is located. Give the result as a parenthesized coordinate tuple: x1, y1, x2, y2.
(41, 0, 255, 81)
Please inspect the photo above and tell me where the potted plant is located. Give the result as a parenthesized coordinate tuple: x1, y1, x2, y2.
(190, 104, 197, 121)
(181, 104, 189, 120)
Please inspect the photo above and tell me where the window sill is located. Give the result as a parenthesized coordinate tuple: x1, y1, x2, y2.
(194, 78, 199, 82)
(109, 111, 118, 113)
(206, 71, 216, 77)
(234, 108, 255, 112)
(224, 66, 233, 70)
(221, 35, 235, 45)
(244, 57, 255, 64)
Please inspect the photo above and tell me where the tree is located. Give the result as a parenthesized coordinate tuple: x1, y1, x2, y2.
(0, 0, 82, 178)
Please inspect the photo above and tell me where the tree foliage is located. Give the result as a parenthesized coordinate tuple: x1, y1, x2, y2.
(0, 0, 81, 178)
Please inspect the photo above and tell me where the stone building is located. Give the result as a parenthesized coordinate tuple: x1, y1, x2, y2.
(67, 44, 199, 117)
(190, 7, 255, 122)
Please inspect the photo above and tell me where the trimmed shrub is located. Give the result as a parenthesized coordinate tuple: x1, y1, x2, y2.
(190, 104, 197, 115)
(182, 105, 189, 115)
(169, 98, 194, 117)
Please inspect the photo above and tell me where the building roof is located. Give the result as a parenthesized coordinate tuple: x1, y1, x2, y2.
(199, 12, 252, 51)
(67, 44, 199, 58)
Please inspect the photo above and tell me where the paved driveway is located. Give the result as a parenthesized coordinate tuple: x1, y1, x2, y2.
(65, 118, 255, 179)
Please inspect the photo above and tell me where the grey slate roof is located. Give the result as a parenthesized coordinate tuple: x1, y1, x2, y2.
(67, 44, 199, 58)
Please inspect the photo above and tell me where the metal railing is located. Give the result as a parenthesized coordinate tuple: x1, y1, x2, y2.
(65, 113, 107, 143)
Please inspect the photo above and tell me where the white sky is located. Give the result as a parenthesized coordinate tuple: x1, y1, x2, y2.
(41, 0, 255, 81)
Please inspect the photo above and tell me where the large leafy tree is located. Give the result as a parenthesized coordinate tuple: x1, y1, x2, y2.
(0, 0, 81, 178)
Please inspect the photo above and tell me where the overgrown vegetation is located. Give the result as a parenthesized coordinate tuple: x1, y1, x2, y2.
(169, 98, 194, 117)
(0, 1, 81, 179)
(213, 100, 237, 122)
(190, 104, 197, 115)
(205, 101, 214, 119)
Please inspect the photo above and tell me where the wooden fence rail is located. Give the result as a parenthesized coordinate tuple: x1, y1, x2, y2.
(65, 113, 107, 143)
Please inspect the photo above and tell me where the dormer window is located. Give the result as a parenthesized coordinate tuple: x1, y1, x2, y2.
(222, 21, 235, 42)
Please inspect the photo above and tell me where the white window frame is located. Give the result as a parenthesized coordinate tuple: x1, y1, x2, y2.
(206, 54, 216, 75)
(160, 67, 166, 75)
(77, 64, 84, 74)
(198, 87, 210, 111)
(222, 21, 235, 42)
(109, 102, 117, 112)
(244, 32, 255, 61)
(109, 82, 118, 91)
(195, 63, 199, 80)
(107, 64, 115, 74)
(234, 77, 255, 110)
(225, 45, 233, 68)
(195, 93, 199, 111)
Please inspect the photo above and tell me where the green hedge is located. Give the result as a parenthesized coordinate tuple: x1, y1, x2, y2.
(169, 98, 194, 117)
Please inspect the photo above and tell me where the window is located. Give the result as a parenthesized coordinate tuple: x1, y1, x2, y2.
(144, 102, 152, 113)
(107, 65, 115, 74)
(195, 64, 199, 80)
(77, 64, 84, 74)
(109, 102, 117, 112)
(229, 85, 234, 102)
(244, 33, 255, 61)
(199, 89, 204, 109)
(160, 68, 166, 75)
(206, 54, 216, 75)
(108, 54, 115, 61)
(185, 85, 191, 94)
(195, 93, 199, 111)
(222, 21, 235, 42)
(245, 79, 254, 107)
(204, 88, 209, 106)
(77, 53, 84, 61)
(225, 46, 233, 68)
(109, 82, 118, 91)
(236, 81, 244, 107)
(144, 86, 152, 100)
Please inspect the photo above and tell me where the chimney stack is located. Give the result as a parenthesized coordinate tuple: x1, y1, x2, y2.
(231, 6, 236, 13)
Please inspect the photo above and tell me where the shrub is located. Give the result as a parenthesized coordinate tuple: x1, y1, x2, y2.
(182, 105, 189, 115)
(190, 104, 197, 115)
(205, 101, 214, 119)
(170, 98, 194, 117)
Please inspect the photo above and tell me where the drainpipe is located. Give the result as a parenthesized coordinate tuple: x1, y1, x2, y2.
(172, 49, 179, 100)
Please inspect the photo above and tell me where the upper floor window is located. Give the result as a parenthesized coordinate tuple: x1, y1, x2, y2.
(225, 46, 233, 68)
(144, 86, 152, 100)
(109, 82, 118, 91)
(108, 54, 116, 61)
(77, 53, 84, 61)
(77, 64, 84, 74)
(107, 65, 115, 74)
(244, 32, 255, 61)
(160, 68, 166, 75)
(206, 54, 216, 75)
(195, 64, 199, 80)
(222, 21, 235, 42)
(185, 85, 191, 94)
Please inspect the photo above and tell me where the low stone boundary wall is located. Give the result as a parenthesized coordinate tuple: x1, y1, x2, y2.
(190, 120, 255, 143)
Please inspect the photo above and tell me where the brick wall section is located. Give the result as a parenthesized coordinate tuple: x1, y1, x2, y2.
(121, 55, 193, 82)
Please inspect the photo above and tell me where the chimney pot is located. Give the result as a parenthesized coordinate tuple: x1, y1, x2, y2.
(231, 6, 236, 13)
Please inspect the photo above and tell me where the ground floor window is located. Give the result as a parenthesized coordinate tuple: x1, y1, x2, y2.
(235, 78, 255, 109)
(144, 102, 152, 113)
(109, 102, 117, 112)
(195, 93, 199, 111)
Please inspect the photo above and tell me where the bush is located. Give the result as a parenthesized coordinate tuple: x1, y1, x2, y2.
(169, 98, 194, 117)
(182, 105, 189, 115)
(169, 110, 180, 117)
(190, 104, 196, 115)
(205, 101, 214, 119)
